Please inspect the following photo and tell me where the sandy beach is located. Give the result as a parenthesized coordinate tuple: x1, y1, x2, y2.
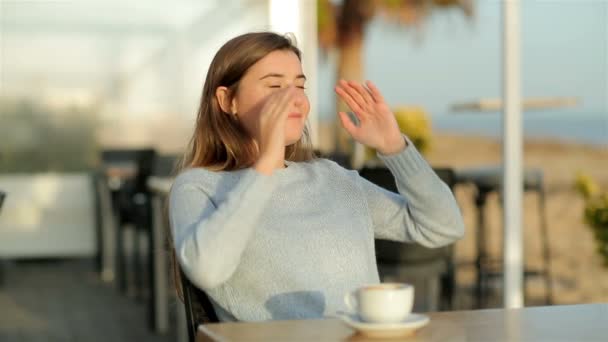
(426, 131, 608, 308)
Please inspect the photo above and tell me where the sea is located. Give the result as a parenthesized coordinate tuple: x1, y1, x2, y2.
(431, 110, 608, 147)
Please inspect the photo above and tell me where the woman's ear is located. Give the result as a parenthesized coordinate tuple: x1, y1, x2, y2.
(215, 86, 232, 114)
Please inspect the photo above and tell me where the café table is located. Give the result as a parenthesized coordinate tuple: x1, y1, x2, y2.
(197, 303, 607, 341)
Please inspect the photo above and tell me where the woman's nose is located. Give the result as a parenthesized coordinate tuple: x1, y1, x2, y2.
(292, 89, 306, 107)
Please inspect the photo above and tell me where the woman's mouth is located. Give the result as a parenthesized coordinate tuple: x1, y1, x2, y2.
(288, 113, 303, 119)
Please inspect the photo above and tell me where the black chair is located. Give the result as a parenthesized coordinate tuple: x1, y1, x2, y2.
(100, 148, 157, 295)
(455, 166, 553, 308)
(359, 166, 458, 312)
(180, 269, 219, 341)
(152, 154, 180, 178)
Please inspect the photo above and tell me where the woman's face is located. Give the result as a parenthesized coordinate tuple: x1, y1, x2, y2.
(229, 49, 309, 147)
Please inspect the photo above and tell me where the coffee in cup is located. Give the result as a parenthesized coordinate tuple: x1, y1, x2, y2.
(344, 283, 414, 323)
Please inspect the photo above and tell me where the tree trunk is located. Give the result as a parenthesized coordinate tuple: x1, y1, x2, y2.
(335, 35, 363, 156)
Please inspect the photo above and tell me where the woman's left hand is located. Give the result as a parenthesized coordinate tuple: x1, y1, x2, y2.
(335, 80, 407, 155)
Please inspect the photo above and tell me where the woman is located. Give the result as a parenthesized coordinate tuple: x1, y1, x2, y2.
(169, 32, 464, 322)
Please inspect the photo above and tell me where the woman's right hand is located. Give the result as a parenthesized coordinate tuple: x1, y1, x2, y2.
(254, 85, 296, 175)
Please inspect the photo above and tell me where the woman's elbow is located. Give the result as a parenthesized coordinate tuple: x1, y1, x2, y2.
(438, 185, 466, 242)
(177, 242, 228, 290)
(451, 214, 466, 241)
(425, 210, 465, 248)
(444, 202, 466, 242)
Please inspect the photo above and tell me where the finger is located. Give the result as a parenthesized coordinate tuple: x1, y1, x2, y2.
(272, 86, 295, 112)
(341, 81, 368, 111)
(275, 86, 297, 119)
(365, 80, 385, 103)
(335, 83, 363, 114)
(261, 87, 292, 123)
(337, 111, 359, 138)
(348, 81, 374, 105)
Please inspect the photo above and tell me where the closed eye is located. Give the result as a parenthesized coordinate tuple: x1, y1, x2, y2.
(268, 85, 306, 89)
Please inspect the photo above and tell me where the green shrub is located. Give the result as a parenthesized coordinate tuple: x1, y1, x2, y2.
(575, 172, 608, 267)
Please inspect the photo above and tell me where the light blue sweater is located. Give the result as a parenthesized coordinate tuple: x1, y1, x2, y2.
(169, 142, 464, 322)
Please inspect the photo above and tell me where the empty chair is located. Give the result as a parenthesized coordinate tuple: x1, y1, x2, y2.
(100, 148, 157, 295)
(455, 166, 553, 308)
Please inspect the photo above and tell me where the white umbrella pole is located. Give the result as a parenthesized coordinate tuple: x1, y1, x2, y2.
(268, 0, 319, 147)
(503, 0, 524, 309)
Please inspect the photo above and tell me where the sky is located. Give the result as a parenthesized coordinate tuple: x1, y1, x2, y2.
(317, 0, 608, 119)
(1, 0, 606, 123)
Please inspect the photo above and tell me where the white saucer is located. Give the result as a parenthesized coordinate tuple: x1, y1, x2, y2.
(337, 312, 430, 338)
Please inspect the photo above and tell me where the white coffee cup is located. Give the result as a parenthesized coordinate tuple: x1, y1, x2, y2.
(344, 283, 414, 323)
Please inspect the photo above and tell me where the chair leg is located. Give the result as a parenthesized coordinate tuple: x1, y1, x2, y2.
(123, 225, 136, 297)
(539, 186, 554, 304)
(116, 224, 127, 294)
(134, 227, 145, 300)
(92, 173, 104, 274)
(127, 225, 139, 298)
(474, 189, 489, 309)
(440, 269, 453, 310)
(151, 195, 170, 334)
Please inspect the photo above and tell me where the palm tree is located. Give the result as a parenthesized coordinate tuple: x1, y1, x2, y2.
(317, 0, 474, 156)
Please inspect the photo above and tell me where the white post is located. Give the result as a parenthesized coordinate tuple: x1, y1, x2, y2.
(268, 0, 319, 147)
(502, 0, 524, 309)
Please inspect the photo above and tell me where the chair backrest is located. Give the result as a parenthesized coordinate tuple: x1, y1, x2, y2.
(359, 166, 457, 192)
(152, 154, 180, 177)
(101, 148, 157, 193)
(101, 149, 157, 224)
(179, 268, 220, 341)
(358, 167, 399, 192)
(359, 166, 458, 311)
(359, 166, 457, 264)
(316, 151, 352, 169)
(431, 167, 457, 190)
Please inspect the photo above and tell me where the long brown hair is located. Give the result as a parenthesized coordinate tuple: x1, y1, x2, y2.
(181, 31, 315, 172)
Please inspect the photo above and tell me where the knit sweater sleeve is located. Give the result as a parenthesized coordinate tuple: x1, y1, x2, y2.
(168, 169, 276, 290)
(357, 137, 465, 247)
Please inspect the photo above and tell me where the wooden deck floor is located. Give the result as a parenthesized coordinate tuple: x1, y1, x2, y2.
(0, 258, 176, 342)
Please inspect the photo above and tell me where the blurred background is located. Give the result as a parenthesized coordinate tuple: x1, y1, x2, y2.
(0, 0, 606, 341)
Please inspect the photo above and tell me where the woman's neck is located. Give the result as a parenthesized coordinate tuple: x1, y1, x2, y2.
(253, 157, 287, 176)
